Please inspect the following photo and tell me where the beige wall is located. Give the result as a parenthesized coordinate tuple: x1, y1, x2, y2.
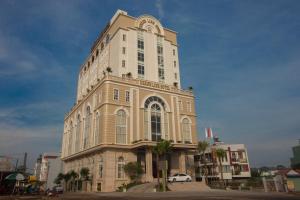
(62, 77, 197, 158)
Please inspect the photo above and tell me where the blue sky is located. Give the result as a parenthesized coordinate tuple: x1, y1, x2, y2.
(0, 0, 300, 171)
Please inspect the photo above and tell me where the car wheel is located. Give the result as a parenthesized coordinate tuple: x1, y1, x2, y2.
(173, 178, 176, 182)
(186, 178, 190, 182)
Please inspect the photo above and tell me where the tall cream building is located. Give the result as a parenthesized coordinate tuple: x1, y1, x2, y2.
(61, 10, 198, 192)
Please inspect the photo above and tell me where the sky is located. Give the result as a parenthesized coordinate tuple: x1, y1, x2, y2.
(0, 0, 300, 171)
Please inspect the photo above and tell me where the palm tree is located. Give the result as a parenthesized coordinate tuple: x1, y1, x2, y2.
(197, 141, 209, 184)
(155, 140, 173, 192)
(215, 148, 226, 186)
(123, 162, 144, 182)
(153, 145, 161, 187)
(63, 172, 71, 191)
(80, 167, 90, 192)
(106, 67, 112, 75)
(80, 167, 90, 181)
(69, 170, 78, 192)
(54, 172, 64, 185)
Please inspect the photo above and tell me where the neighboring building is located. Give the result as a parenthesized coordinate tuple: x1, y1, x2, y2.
(34, 154, 42, 181)
(61, 10, 198, 192)
(275, 169, 300, 192)
(39, 153, 62, 190)
(291, 139, 300, 169)
(194, 139, 251, 182)
(0, 156, 13, 172)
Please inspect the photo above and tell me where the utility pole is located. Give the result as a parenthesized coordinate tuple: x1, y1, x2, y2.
(23, 152, 27, 173)
(15, 159, 19, 172)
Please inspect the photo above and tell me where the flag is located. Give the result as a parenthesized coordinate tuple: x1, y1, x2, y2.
(205, 128, 213, 138)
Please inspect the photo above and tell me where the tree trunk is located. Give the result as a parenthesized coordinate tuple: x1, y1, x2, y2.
(162, 154, 167, 192)
(156, 153, 160, 187)
(218, 158, 224, 187)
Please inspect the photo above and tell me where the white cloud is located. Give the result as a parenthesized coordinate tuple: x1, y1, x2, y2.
(155, 0, 164, 19)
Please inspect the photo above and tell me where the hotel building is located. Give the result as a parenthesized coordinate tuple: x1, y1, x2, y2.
(61, 10, 198, 192)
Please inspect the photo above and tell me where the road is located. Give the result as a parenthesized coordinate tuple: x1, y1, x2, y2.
(1, 190, 299, 200)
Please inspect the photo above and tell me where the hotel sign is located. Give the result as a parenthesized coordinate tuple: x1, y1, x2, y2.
(140, 80, 170, 91)
(136, 15, 164, 35)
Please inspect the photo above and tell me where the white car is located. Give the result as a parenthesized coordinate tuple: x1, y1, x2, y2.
(168, 173, 192, 182)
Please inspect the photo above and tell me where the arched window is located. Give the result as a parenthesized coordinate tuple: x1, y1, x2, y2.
(144, 96, 168, 141)
(68, 121, 73, 155)
(99, 157, 103, 178)
(84, 106, 91, 149)
(94, 112, 100, 145)
(117, 157, 125, 179)
(116, 110, 126, 144)
(182, 118, 191, 143)
(75, 114, 81, 152)
(151, 104, 162, 141)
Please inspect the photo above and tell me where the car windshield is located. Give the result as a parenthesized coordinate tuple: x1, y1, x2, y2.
(172, 173, 179, 176)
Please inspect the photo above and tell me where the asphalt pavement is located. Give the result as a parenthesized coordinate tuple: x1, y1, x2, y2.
(0, 190, 299, 200)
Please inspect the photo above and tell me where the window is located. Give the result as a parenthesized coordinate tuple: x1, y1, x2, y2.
(99, 157, 103, 178)
(138, 40, 144, 49)
(105, 34, 110, 44)
(158, 56, 164, 66)
(175, 73, 178, 80)
(122, 60, 125, 68)
(88, 61, 90, 67)
(94, 112, 100, 145)
(122, 47, 126, 54)
(242, 165, 249, 172)
(187, 101, 191, 112)
(113, 89, 119, 100)
(157, 46, 163, 54)
(96, 49, 99, 57)
(222, 153, 228, 162)
(117, 157, 125, 179)
(138, 52, 144, 62)
(75, 114, 81, 152)
(223, 165, 231, 173)
(97, 183, 102, 192)
(122, 34, 126, 41)
(116, 110, 126, 144)
(138, 64, 144, 77)
(174, 61, 176, 67)
(178, 100, 183, 111)
(173, 49, 175, 56)
(158, 68, 164, 80)
(151, 104, 162, 141)
(182, 118, 191, 142)
(92, 56, 94, 63)
(84, 106, 91, 149)
(125, 91, 130, 102)
(68, 122, 73, 155)
(98, 91, 102, 103)
(101, 43, 104, 51)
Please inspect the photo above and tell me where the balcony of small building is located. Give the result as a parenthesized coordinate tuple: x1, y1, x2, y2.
(195, 166, 233, 180)
(231, 164, 251, 178)
(231, 157, 248, 164)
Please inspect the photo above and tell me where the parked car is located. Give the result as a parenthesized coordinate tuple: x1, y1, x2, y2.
(168, 173, 192, 182)
(53, 186, 63, 194)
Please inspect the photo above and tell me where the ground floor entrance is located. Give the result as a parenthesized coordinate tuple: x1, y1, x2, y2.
(63, 146, 196, 192)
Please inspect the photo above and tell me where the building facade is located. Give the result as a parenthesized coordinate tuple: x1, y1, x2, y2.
(194, 142, 251, 182)
(39, 153, 62, 190)
(34, 154, 42, 181)
(61, 10, 198, 192)
(291, 140, 300, 169)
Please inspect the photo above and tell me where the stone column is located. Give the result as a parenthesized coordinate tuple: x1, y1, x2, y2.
(179, 151, 186, 173)
(145, 148, 153, 182)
